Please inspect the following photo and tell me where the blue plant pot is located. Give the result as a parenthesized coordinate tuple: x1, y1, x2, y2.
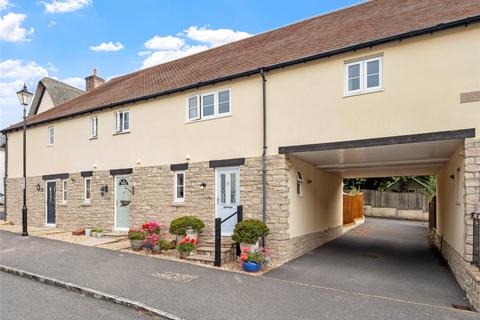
(242, 261, 261, 272)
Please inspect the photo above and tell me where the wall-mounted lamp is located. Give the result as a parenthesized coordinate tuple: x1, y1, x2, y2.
(200, 182, 207, 190)
(186, 154, 191, 161)
(100, 185, 109, 197)
(306, 179, 313, 184)
(449, 174, 455, 180)
(36, 183, 41, 191)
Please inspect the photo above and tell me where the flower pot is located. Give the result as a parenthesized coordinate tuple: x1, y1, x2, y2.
(85, 229, 92, 237)
(130, 239, 144, 251)
(185, 228, 198, 240)
(96, 232, 104, 238)
(91, 232, 97, 238)
(179, 251, 190, 259)
(242, 261, 261, 273)
(152, 245, 161, 254)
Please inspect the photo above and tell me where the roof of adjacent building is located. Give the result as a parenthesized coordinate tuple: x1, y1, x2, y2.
(3, 0, 480, 132)
(28, 77, 84, 117)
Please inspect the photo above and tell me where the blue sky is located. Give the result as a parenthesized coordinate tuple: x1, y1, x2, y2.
(0, 0, 362, 129)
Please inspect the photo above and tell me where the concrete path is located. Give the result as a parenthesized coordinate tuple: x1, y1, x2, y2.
(1, 225, 478, 320)
(0, 272, 156, 320)
(266, 217, 471, 308)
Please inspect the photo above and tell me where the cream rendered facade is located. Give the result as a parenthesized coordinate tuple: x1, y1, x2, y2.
(4, 22, 480, 306)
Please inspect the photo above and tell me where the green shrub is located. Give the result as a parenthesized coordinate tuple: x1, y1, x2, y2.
(231, 219, 269, 244)
(128, 229, 146, 240)
(169, 216, 205, 235)
(92, 228, 104, 233)
(158, 238, 175, 250)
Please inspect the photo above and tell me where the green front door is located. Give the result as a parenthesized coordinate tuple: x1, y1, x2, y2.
(115, 175, 130, 230)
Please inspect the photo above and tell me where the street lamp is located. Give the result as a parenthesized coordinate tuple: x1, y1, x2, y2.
(16, 83, 33, 236)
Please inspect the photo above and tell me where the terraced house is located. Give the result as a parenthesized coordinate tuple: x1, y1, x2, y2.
(2, 0, 480, 309)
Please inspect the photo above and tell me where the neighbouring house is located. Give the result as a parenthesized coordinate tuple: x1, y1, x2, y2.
(1, 0, 480, 308)
(0, 134, 5, 205)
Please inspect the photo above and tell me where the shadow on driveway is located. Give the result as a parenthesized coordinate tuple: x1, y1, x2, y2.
(265, 217, 472, 309)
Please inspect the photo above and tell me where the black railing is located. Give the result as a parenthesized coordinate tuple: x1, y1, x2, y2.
(474, 211, 480, 268)
(214, 205, 243, 267)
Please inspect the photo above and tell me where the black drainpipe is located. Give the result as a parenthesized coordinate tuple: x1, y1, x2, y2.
(261, 69, 267, 244)
(3, 134, 7, 221)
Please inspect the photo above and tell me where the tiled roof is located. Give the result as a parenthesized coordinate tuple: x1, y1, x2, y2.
(4, 0, 480, 132)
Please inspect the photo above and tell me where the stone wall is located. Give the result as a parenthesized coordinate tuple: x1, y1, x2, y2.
(464, 138, 480, 262)
(431, 230, 480, 311)
(5, 155, 293, 261)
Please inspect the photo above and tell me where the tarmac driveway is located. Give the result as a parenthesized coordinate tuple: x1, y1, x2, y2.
(265, 217, 472, 310)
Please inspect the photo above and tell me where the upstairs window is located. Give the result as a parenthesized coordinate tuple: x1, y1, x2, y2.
(90, 116, 98, 138)
(115, 110, 130, 133)
(187, 89, 231, 122)
(48, 126, 55, 145)
(174, 171, 185, 202)
(296, 171, 304, 197)
(345, 56, 383, 95)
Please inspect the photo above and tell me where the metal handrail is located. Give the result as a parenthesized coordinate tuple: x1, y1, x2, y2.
(214, 205, 243, 267)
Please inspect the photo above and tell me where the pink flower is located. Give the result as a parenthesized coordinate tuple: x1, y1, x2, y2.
(243, 247, 250, 253)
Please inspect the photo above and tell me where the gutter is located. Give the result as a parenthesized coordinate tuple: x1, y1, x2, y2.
(3, 135, 7, 221)
(2, 15, 480, 134)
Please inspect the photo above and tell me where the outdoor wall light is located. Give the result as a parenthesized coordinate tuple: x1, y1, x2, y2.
(200, 182, 207, 190)
(100, 185, 109, 197)
(36, 183, 41, 191)
(307, 179, 313, 184)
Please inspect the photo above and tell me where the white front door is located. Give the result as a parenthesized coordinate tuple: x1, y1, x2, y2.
(115, 175, 130, 231)
(215, 167, 240, 236)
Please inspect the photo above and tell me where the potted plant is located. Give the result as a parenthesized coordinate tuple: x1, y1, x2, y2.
(128, 229, 146, 251)
(231, 219, 269, 251)
(141, 221, 165, 235)
(144, 234, 160, 253)
(93, 228, 104, 238)
(239, 247, 270, 272)
(85, 227, 93, 237)
(169, 216, 205, 241)
(176, 236, 198, 259)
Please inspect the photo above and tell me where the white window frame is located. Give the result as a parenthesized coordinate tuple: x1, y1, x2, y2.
(62, 179, 67, 204)
(186, 88, 231, 123)
(296, 171, 304, 197)
(84, 177, 91, 203)
(90, 116, 98, 138)
(115, 110, 130, 133)
(174, 171, 185, 202)
(48, 126, 55, 145)
(186, 95, 200, 121)
(344, 56, 383, 96)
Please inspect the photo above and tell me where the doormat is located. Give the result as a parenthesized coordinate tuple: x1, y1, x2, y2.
(152, 272, 199, 283)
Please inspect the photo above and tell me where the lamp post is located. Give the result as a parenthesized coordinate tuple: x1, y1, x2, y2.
(16, 84, 33, 236)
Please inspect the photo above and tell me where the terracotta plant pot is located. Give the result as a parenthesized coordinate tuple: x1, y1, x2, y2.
(130, 239, 144, 251)
(179, 251, 190, 259)
(152, 245, 161, 254)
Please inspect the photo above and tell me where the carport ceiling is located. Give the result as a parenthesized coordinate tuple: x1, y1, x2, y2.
(279, 129, 475, 178)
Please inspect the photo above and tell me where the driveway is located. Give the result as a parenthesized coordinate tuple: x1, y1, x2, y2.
(265, 217, 472, 310)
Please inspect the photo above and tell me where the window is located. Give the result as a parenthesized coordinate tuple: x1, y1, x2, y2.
(187, 89, 231, 122)
(84, 177, 91, 203)
(296, 171, 304, 196)
(345, 56, 383, 95)
(174, 171, 185, 202)
(187, 95, 200, 121)
(61, 179, 67, 203)
(115, 110, 130, 133)
(48, 126, 55, 145)
(90, 116, 98, 138)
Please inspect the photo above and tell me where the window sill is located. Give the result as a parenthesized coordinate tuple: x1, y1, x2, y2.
(171, 202, 186, 207)
(113, 131, 130, 136)
(89, 136, 98, 140)
(186, 113, 231, 124)
(343, 88, 383, 98)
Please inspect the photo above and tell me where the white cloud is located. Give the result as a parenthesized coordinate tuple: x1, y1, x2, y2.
(44, 0, 91, 14)
(48, 20, 56, 27)
(90, 41, 124, 52)
(185, 26, 251, 47)
(0, 12, 34, 42)
(142, 45, 208, 68)
(0, 59, 49, 128)
(60, 76, 85, 90)
(144, 35, 184, 50)
(140, 26, 251, 69)
(0, 0, 9, 11)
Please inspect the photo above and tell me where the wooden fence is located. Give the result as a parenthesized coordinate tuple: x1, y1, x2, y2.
(343, 193, 364, 225)
(363, 189, 428, 212)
